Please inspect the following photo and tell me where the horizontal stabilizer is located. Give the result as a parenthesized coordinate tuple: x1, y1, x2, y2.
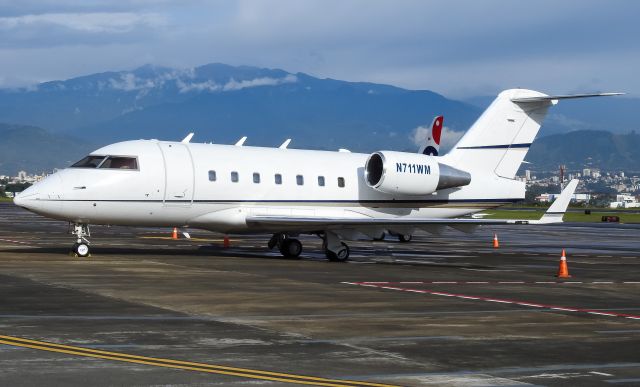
(512, 92, 623, 103)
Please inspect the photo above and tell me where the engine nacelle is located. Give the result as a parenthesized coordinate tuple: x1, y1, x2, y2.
(364, 151, 471, 195)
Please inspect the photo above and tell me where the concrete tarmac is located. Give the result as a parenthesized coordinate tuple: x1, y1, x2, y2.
(0, 202, 639, 386)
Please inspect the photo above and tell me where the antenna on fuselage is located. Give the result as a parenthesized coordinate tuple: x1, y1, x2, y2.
(181, 133, 194, 143)
(235, 136, 247, 146)
(279, 139, 291, 149)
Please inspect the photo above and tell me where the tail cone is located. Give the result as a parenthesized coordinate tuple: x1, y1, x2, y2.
(223, 235, 230, 248)
(172, 227, 178, 240)
(493, 233, 499, 249)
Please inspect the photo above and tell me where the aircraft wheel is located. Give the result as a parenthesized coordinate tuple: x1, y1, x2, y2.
(326, 242, 350, 262)
(279, 238, 302, 259)
(398, 234, 412, 243)
(73, 242, 90, 257)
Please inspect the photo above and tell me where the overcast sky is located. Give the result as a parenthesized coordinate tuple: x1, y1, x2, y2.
(0, 0, 638, 98)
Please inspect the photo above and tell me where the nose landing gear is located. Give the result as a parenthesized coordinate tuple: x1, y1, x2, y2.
(70, 223, 91, 257)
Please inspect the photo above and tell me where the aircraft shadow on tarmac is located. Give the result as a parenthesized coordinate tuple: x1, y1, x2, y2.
(0, 244, 502, 269)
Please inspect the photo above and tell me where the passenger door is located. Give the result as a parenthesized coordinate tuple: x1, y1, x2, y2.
(159, 143, 194, 206)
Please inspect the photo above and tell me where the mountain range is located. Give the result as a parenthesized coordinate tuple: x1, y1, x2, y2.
(0, 63, 638, 175)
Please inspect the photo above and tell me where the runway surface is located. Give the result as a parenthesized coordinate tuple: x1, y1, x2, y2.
(0, 202, 639, 386)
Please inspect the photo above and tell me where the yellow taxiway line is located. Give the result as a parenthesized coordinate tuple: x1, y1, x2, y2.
(0, 334, 398, 387)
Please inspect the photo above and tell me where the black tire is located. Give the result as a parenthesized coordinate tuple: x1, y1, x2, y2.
(74, 242, 90, 257)
(373, 232, 386, 241)
(279, 238, 302, 259)
(326, 242, 350, 262)
(398, 234, 412, 243)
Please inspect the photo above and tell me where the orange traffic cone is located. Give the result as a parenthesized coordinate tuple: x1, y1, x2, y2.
(223, 235, 230, 248)
(556, 249, 571, 278)
(172, 227, 178, 240)
(493, 233, 499, 248)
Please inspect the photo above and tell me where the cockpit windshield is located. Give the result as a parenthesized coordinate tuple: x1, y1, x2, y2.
(71, 155, 138, 170)
(71, 155, 106, 168)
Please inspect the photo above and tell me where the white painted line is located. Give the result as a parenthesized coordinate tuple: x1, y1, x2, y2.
(590, 371, 614, 376)
(466, 281, 489, 284)
(518, 303, 544, 308)
(552, 307, 578, 312)
(589, 312, 617, 317)
(499, 281, 525, 284)
(592, 282, 613, 284)
(623, 281, 640, 284)
(432, 281, 457, 284)
(535, 281, 556, 284)
(486, 299, 513, 304)
(399, 282, 424, 284)
(562, 281, 583, 284)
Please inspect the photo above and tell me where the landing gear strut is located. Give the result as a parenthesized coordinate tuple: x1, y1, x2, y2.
(322, 231, 350, 262)
(70, 223, 91, 257)
(268, 233, 303, 259)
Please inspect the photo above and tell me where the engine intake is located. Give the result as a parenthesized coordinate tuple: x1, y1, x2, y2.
(365, 151, 471, 195)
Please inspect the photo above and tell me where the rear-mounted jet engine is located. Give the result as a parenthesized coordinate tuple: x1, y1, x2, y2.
(364, 151, 471, 195)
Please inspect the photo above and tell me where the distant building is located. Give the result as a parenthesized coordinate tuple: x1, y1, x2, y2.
(610, 194, 640, 209)
(582, 168, 591, 178)
(536, 193, 591, 203)
(525, 170, 531, 180)
(17, 171, 27, 181)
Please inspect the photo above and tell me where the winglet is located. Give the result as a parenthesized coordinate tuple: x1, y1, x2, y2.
(279, 139, 291, 149)
(419, 115, 444, 156)
(181, 133, 194, 143)
(235, 136, 247, 146)
(534, 179, 579, 224)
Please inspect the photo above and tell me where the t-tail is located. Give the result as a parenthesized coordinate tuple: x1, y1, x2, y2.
(442, 89, 623, 179)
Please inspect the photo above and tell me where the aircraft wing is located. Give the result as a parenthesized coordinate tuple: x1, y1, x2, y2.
(246, 179, 579, 233)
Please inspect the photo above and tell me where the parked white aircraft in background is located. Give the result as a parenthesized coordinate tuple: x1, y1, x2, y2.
(14, 89, 620, 260)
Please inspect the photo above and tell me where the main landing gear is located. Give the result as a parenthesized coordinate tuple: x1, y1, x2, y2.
(70, 223, 91, 257)
(268, 233, 303, 259)
(268, 231, 351, 262)
(322, 231, 350, 262)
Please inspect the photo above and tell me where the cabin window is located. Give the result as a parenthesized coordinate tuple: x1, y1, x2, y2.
(253, 173, 261, 183)
(208, 170, 216, 181)
(98, 156, 138, 170)
(231, 171, 239, 182)
(318, 176, 325, 187)
(296, 175, 304, 186)
(71, 155, 106, 168)
(338, 177, 345, 187)
(275, 174, 282, 185)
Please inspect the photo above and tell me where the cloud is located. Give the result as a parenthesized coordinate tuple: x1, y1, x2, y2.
(106, 70, 298, 94)
(410, 125, 465, 154)
(0, 1, 639, 97)
(222, 74, 297, 91)
(0, 12, 167, 48)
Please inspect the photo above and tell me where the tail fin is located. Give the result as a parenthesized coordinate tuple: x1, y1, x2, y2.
(534, 179, 579, 224)
(444, 89, 552, 179)
(443, 89, 622, 179)
(419, 115, 443, 156)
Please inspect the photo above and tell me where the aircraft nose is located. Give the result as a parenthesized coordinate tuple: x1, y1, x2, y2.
(13, 185, 39, 209)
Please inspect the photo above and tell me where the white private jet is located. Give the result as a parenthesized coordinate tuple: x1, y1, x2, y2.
(14, 89, 620, 260)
